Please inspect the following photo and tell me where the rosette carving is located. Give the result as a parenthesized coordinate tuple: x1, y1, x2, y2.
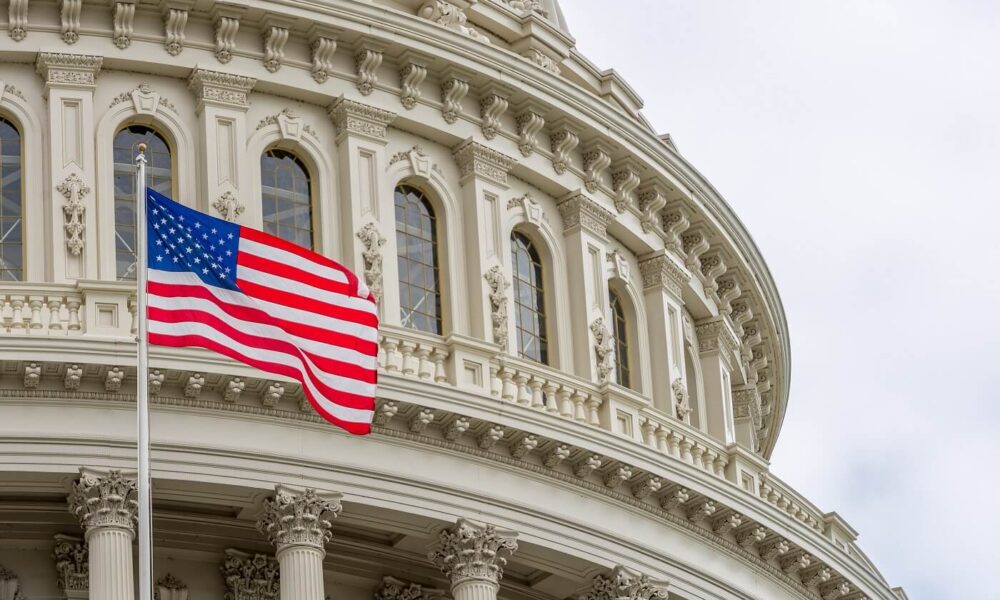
(428, 519, 518, 584)
(67, 469, 138, 533)
(256, 486, 342, 550)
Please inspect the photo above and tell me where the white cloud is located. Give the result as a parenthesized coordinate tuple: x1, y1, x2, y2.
(560, 1, 1000, 597)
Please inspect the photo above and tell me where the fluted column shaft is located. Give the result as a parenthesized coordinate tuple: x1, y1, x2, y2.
(87, 526, 134, 600)
(276, 544, 326, 600)
(451, 578, 500, 600)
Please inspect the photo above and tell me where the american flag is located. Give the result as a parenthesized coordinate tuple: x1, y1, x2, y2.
(145, 189, 378, 434)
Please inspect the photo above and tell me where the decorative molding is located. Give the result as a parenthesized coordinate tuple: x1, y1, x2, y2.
(22, 363, 40, 388)
(8, 0, 28, 41)
(354, 46, 384, 96)
(661, 203, 691, 254)
(224, 377, 244, 402)
(549, 121, 579, 174)
(327, 96, 396, 142)
(611, 159, 642, 213)
(636, 182, 668, 234)
(64, 364, 82, 390)
(590, 317, 614, 384)
(258, 485, 342, 549)
(556, 192, 614, 239)
(255, 108, 316, 141)
(162, 4, 190, 56)
(515, 106, 545, 156)
(212, 8, 243, 64)
(717, 278, 741, 316)
(583, 566, 668, 600)
(261, 21, 291, 73)
(681, 229, 710, 273)
(213, 191, 245, 223)
(638, 252, 688, 297)
(67, 468, 138, 533)
(357, 223, 386, 300)
(110, 0, 136, 49)
(398, 59, 428, 110)
(60, 0, 82, 43)
(452, 140, 516, 186)
(188, 69, 256, 111)
(57, 173, 89, 256)
(479, 88, 509, 140)
(700, 252, 727, 301)
(53, 534, 88, 592)
(109, 83, 177, 114)
(695, 318, 740, 363)
(429, 519, 518, 583)
(308, 26, 338, 83)
(484, 265, 510, 351)
(582, 141, 612, 192)
(389, 145, 436, 179)
(507, 192, 545, 226)
(1, 84, 26, 101)
(221, 549, 279, 600)
(523, 48, 560, 74)
(440, 74, 470, 124)
(155, 573, 189, 600)
(261, 382, 285, 407)
(502, 0, 548, 17)
(105, 367, 124, 392)
(36, 53, 103, 89)
(417, 1, 490, 43)
(607, 249, 629, 281)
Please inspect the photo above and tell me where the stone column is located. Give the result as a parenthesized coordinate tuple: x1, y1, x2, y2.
(429, 519, 518, 600)
(66, 469, 138, 600)
(256, 486, 342, 600)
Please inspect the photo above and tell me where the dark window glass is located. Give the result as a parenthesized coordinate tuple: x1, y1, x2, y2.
(114, 125, 172, 280)
(0, 117, 22, 281)
(395, 185, 442, 334)
(511, 232, 548, 364)
(610, 289, 632, 389)
(261, 149, 313, 249)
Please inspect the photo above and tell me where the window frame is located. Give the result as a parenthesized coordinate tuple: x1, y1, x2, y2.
(260, 147, 316, 251)
(0, 115, 23, 282)
(510, 230, 549, 364)
(394, 183, 444, 335)
(610, 288, 632, 390)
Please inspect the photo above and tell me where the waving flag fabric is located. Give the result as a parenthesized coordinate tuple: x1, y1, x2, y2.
(145, 189, 377, 434)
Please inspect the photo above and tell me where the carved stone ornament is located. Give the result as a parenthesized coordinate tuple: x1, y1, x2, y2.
(479, 91, 509, 140)
(356, 222, 386, 300)
(213, 191, 245, 222)
(36, 53, 103, 88)
(399, 61, 428, 109)
(637, 184, 667, 234)
(375, 576, 445, 600)
(584, 566, 668, 600)
(354, 47, 383, 96)
(57, 172, 90, 256)
(53, 534, 88, 591)
(590, 317, 614, 384)
(549, 122, 580, 174)
(484, 265, 510, 351)
(60, 0, 82, 43)
(440, 75, 470, 124)
(452, 140, 516, 186)
(582, 141, 612, 192)
(507, 192, 545, 225)
(327, 97, 396, 142)
(8, 0, 28, 41)
(388, 145, 435, 179)
(638, 252, 688, 297)
(428, 519, 518, 584)
(163, 5, 189, 55)
(309, 29, 338, 83)
(418, 1, 490, 43)
(256, 107, 315, 141)
(607, 249, 630, 281)
(221, 550, 279, 600)
(611, 161, 642, 214)
(672, 379, 692, 422)
(155, 573, 189, 600)
(556, 192, 614, 238)
(661, 204, 691, 254)
(67, 468, 139, 533)
(214, 11, 241, 63)
(262, 22, 290, 73)
(111, 0, 136, 48)
(502, 0, 548, 17)
(523, 48, 560, 74)
(188, 69, 257, 110)
(257, 486, 342, 549)
(514, 107, 545, 156)
(0, 564, 26, 600)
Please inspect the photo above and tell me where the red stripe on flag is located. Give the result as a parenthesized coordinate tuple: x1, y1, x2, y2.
(240, 227, 366, 297)
(235, 278, 379, 329)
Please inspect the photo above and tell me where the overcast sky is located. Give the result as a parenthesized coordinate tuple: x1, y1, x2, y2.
(559, 1, 999, 598)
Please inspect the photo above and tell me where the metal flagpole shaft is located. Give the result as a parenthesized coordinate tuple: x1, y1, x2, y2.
(135, 142, 153, 600)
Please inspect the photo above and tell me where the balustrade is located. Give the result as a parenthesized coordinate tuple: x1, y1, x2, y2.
(639, 409, 729, 479)
(0, 287, 84, 334)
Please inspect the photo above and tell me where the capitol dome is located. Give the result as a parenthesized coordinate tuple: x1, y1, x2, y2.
(0, 1, 903, 600)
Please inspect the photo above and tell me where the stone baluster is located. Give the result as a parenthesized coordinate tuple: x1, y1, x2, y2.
(67, 469, 138, 600)
(528, 377, 545, 409)
(431, 348, 449, 383)
(48, 298, 65, 330)
(429, 519, 518, 600)
(514, 373, 531, 405)
(383, 338, 401, 372)
(400, 340, 418, 377)
(257, 486, 342, 600)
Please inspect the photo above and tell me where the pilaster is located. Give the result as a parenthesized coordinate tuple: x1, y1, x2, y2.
(429, 519, 518, 600)
(638, 250, 689, 415)
(36, 53, 102, 282)
(695, 316, 740, 444)
(188, 68, 256, 220)
(53, 534, 89, 600)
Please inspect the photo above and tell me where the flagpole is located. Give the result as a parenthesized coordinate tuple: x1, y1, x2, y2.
(135, 142, 153, 600)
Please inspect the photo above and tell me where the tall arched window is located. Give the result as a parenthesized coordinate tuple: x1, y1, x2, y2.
(114, 125, 172, 280)
(0, 117, 22, 281)
(610, 289, 632, 389)
(261, 149, 313, 249)
(395, 184, 442, 334)
(511, 231, 548, 364)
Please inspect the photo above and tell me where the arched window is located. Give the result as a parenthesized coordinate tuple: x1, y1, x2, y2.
(511, 231, 548, 364)
(114, 125, 172, 280)
(395, 184, 442, 334)
(610, 289, 632, 389)
(0, 117, 22, 281)
(261, 149, 313, 249)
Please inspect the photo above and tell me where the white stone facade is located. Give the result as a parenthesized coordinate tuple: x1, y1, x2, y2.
(0, 1, 903, 600)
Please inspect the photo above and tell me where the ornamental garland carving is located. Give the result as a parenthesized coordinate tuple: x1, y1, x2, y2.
(221, 551, 279, 600)
(57, 172, 89, 256)
(388, 145, 438, 179)
(484, 265, 509, 351)
(357, 223, 386, 300)
(67, 469, 139, 532)
(257, 487, 342, 549)
(584, 567, 668, 600)
(188, 69, 257, 110)
(36, 53, 103, 87)
(428, 519, 518, 583)
(53, 535, 88, 591)
(590, 317, 614, 384)
(213, 191, 245, 222)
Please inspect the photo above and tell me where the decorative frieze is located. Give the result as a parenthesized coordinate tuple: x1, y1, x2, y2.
(583, 566, 668, 600)
(418, 1, 490, 43)
(483, 265, 509, 351)
(638, 252, 688, 297)
(162, 4, 190, 56)
(429, 519, 518, 584)
(36, 53, 103, 89)
(188, 69, 256, 111)
(60, 0, 82, 43)
(257, 486, 342, 549)
(327, 96, 396, 142)
(556, 192, 614, 239)
(8, 0, 28, 40)
(515, 105, 545, 156)
(67, 468, 138, 533)
(590, 317, 614, 384)
(110, 0, 136, 48)
(440, 72, 470, 124)
(213, 191, 245, 222)
(53, 534, 88, 592)
(221, 549, 279, 600)
(549, 120, 579, 174)
(57, 173, 89, 256)
(452, 140, 516, 186)
(308, 25, 339, 83)
(581, 141, 612, 192)
(479, 87, 510, 140)
(356, 222, 386, 300)
(354, 45, 384, 96)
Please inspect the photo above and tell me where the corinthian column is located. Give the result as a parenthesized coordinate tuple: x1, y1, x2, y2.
(429, 519, 518, 600)
(67, 468, 138, 600)
(256, 486, 342, 600)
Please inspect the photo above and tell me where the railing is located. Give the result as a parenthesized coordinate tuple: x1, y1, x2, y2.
(0, 285, 85, 334)
(638, 408, 729, 479)
(378, 327, 450, 384)
(759, 472, 826, 534)
(490, 355, 603, 426)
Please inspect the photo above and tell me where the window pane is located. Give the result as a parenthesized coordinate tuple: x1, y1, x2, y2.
(510, 232, 548, 364)
(261, 149, 313, 249)
(0, 118, 23, 281)
(114, 125, 172, 280)
(611, 290, 632, 389)
(395, 185, 442, 335)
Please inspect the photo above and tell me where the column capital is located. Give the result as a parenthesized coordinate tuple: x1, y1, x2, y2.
(695, 317, 740, 371)
(429, 519, 518, 584)
(451, 139, 516, 187)
(375, 576, 446, 600)
(327, 96, 396, 143)
(67, 468, 138, 536)
(638, 251, 689, 297)
(187, 68, 257, 112)
(52, 534, 89, 596)
(257, 486, 342, 551)
(584, 566, 668, 600)
(556, 191, 615, 239)
(35, 53, 103, 91)
(221, 549, 279, 600)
